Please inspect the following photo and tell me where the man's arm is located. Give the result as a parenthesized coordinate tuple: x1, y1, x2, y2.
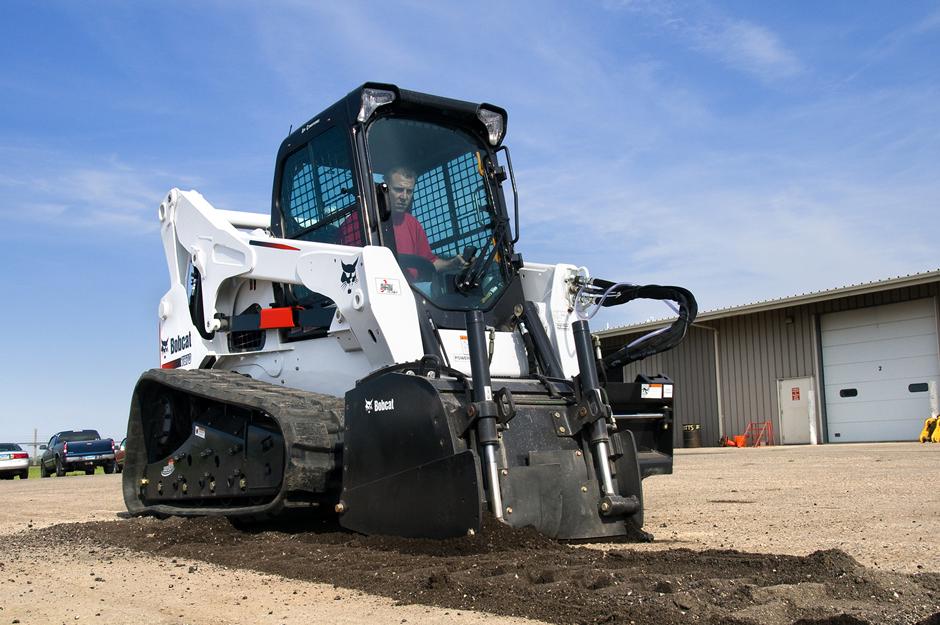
(420, 232, 466, 271)
(433, 255, 467, 271)
(407, 213, 468, 271)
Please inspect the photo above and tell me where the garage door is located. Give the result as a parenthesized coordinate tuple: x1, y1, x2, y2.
(821, 298, 940, 442)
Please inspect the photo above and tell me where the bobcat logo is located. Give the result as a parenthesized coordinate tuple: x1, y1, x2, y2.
(341, 258, 359, 294)
(365, 398, 394, 413)
(160, 338, 169, 354)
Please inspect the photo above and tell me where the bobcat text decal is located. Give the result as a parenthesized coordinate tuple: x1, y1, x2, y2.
(161, 332, 192, 355)
(160, 332, 193, 368)
(364, 398, 395, 413)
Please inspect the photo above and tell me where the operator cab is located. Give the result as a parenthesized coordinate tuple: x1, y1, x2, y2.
(271, 83, 523, 331)
(366, 116, 509, 311)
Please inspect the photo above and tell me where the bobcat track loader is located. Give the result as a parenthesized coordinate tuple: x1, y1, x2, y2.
(124, 83, 697, 540)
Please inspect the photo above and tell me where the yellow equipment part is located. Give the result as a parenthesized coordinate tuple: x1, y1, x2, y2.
(932, 417, 940, 443)
(921, 416, 938, 443)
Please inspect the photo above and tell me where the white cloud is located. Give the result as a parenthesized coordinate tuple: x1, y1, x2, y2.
(0, 148, 198, 234)
(913, 7, 940, 33)
(830, 7, 940, 87)
(517, 135, 940, 326)
(701, 19, 802, 79)
(248, 2, 427, 105)
(610, 1, 802, 82)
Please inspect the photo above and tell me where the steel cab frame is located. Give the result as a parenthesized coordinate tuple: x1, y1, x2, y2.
(270, 82, 522, 332)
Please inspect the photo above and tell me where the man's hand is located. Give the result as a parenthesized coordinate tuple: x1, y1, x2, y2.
(433, 255, 469, 272)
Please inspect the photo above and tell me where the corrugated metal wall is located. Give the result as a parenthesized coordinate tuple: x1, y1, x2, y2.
(601, 326, 720, 447)
(599, 281, 940, 447)
(711, 306, 816, 445)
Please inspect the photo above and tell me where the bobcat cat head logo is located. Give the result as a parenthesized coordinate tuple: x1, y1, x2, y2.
(160, 338, 169, 353)
(341, 258, 359, 293)
(365, 399, 373, 413)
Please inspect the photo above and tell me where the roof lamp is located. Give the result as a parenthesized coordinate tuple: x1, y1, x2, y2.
(477, 107, 505, 146)
(357, 88, 396, 123)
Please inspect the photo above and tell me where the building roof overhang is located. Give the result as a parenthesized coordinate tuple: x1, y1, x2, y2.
(595, 268, 940, 338)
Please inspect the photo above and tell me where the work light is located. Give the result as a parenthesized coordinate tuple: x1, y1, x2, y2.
(358, 88, 396, 123)
(477, 107, 506, 146)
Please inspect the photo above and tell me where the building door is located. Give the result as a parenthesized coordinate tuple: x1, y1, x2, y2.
(777, 377, 816, 444)
(821, 298, 940, 442)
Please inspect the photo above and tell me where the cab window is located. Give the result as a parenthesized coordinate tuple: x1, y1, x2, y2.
(366, 117, 509, 311)
(412, 151, 493, 259)
(279, 126, 362, 246)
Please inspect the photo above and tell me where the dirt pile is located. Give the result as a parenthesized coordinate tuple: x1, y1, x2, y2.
(29, 517, 940, 625)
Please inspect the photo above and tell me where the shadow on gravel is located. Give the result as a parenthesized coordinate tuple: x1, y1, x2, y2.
(22, 517, 940, 625)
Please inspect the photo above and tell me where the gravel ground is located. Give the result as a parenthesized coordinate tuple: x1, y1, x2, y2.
(633, 442, 939, 573)
(0, 442, 937, 625)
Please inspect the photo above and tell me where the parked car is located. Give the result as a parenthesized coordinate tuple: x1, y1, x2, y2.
(39, 430, 116, 477)
(114, 437, 127, 473)
(0, 443, 29, 479)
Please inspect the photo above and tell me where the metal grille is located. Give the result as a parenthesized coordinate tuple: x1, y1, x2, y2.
(450, 153, 489, 249)
(229, 329, 265, 352)
(411, 152, 491, 258)
(414, 167, 450, 246)
(281, 127, 357, 238)
(285, 159, 317, 229)
(317, 165, 355, 218)
(228, 305, 265, 353)
(286, 164, 354, 229)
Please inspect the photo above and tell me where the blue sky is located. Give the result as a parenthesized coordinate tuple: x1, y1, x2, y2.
(1, 1, 938, 443)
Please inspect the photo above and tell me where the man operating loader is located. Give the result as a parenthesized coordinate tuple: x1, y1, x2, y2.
(339, 166, 467, 279)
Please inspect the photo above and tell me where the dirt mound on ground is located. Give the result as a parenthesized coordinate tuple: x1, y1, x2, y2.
(30, 517, 940, 625)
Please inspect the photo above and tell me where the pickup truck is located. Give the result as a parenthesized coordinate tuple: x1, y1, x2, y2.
(39, 430, 116, 477)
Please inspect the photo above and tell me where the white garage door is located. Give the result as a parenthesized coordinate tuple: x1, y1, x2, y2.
(821, 298, 940, 442)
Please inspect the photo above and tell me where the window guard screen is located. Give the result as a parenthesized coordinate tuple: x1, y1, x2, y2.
(411, 152, 492, 259)
(280, 126, 360, 245)
(366, 116, 510, 311)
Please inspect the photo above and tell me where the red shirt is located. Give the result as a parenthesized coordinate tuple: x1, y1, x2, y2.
(337, 211, 364, 246)
(336, 211, 437, 278)
(391, 212, 437, 263)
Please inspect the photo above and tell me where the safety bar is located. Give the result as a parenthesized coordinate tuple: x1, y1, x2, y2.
(216, 209, 270, 231)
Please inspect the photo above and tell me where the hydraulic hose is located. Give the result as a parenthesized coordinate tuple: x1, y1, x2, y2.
(577, 279, 697, 370)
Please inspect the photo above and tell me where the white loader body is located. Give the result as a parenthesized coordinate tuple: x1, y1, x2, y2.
(124, 84, 694, 540)
(157, 188, 585, 396)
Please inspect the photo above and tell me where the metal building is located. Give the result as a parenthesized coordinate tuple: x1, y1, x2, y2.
(596, 270, 940, 447)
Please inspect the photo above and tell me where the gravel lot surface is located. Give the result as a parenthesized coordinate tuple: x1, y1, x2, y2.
(1, 442, 937, 624)
(630, 442, 939, 573)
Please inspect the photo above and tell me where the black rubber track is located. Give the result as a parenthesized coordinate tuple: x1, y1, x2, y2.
(123, 368, 345, 520)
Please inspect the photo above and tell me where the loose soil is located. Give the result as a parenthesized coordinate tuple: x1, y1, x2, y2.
(11, 514, 939, 625)
(2, 443, 937, 625)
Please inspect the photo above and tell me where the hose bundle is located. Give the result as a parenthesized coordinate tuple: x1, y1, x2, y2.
(574, 278, 698, 369)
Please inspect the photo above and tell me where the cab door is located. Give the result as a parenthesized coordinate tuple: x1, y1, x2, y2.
(271, 124, 369, 342)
